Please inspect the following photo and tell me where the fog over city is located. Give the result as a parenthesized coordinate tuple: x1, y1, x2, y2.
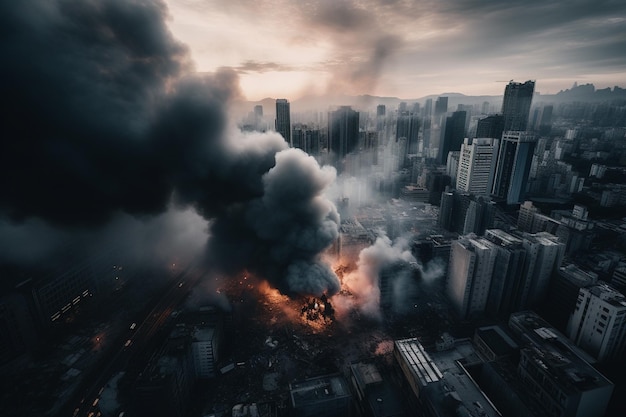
(2, 2, 626, 417)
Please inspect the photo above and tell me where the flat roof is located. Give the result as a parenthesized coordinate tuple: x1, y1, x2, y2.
(394, 338, 443, 387)
(476, 326, 518, 357)
(509, 311, 613, 391)
(289, 374, 351, 408)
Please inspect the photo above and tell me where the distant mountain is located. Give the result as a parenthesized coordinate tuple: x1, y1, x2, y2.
(234, 83, 626, 117)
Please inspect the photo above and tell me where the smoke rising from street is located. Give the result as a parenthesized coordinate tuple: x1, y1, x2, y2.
(0, 0, 341, 296)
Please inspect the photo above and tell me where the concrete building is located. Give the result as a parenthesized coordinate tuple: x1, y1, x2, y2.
(394, 338, 501, 417)
(484, 229, 528, 317)
(446, 236, 498, 319)
(192, 326, 220, 378)
(289, 374, 352, 417)
(349, 362, 406, 417)
(546, 264, 599, 332)
(566, 283, 626, 362)
(456, 137, 499, 195)
(509, 311, 613, 417)
(491, 132, 536, 205)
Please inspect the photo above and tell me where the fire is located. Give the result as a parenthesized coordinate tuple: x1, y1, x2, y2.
(255, 280, 335, 333)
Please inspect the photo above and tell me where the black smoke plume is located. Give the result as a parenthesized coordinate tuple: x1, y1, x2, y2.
(0, 0, 340, 296)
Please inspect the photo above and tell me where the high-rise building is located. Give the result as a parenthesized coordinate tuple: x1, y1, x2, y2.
(434, 96, 448, 120)
(438, 190, 495, 236)
(376, 104, 386, 116)
(456, 137, 499, 195)
(275, 98, 291, 145)
(437, 110, 466, 164)
(501, 80, 535, 131)
(484, 229, 527, 317)
(475, 114, 504, 139)
(567, 283, 626, 362)
(328, 106, 359, 164)
(423, 98, 433, 119)
(447, 236, 498, 319)
(396, 111, 420, 155)
(509, 311, 614, 417)
(491, 131, 536, 204)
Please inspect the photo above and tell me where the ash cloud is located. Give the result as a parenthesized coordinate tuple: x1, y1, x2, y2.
(0, 0, 341, 296)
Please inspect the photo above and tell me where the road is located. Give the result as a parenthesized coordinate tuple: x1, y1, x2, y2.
(62, 264, 204, 417)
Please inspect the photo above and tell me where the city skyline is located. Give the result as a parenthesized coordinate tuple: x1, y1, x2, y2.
(164, 0, 626, 100)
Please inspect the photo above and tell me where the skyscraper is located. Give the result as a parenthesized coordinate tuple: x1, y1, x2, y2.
(437, 110, 466, 165)
(491, 131, 536, 204)
(434, 96, 448, 119)
(456, 137, 499, 195)
(396, 111, 420, 155)
(475, 114, 504, 139)
(275, 99, 291, 145)
(501, 80, 535, 131)
(328, 106, 359, 166)
(447, 236, 498, 319)
(567, 283, 626, 362)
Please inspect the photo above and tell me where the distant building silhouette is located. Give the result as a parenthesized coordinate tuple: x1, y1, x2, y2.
(328, 106, 359, 166)
(275, 98, 291, 145)
(437, 110, 466, 164)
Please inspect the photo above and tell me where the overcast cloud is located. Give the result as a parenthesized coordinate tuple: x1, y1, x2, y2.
(165, 0, 626, 99)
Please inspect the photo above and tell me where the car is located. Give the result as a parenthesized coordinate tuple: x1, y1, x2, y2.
(124, 339, 132, 348)
(129, 322, 136, 330)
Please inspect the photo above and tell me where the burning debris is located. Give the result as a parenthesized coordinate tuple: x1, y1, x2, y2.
(300, 295, 335, 325)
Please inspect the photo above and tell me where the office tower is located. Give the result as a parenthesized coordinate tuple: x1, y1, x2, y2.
(567, 283, 626, 362)
(475, 114, 504, 139)
(447, 236, 498, 319)
(398, 101, 407, 112)
(546, 264, 598, 332)
(376, 104, 386, 116)
(520, 232, 564, 306)
(437, 110, 466, 164)
(396, 111, 420, 155)
(291, 124, 305, 151)
(438, 190, 495, 235)
(411, 102, 420, 114)
(434, 96, 448, 119)
(254, 105, 263, 117)
(484, 229, 527, 316)
(509, 311, 614, 417)
(462, 197, 495, 235)
(423, 98, 433, 119)
(501, 80, 535, 131)
(275, 98, 291, 145)
(456, 137, 499, 195)
(446, 151, 460, 186)
(537, 104, 553, 134)
(328, 106, 359, 165)
(517, 201, 540, 231)
(491, 131, 536, 204)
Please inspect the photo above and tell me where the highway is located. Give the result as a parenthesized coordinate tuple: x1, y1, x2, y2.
(62, 264, 204, 417)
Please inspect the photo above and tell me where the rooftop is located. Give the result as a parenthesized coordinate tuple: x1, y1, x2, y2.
(289, 374, 351, 408)
(394, 338, 443, 387)
(475, 326, 518, 357)
(509, 311, 613, 392)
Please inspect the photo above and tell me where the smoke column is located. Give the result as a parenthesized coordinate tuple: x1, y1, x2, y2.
(0, 0, 340, 296)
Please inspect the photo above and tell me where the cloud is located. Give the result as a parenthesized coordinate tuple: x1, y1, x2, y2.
(0, 0, 342, 297)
